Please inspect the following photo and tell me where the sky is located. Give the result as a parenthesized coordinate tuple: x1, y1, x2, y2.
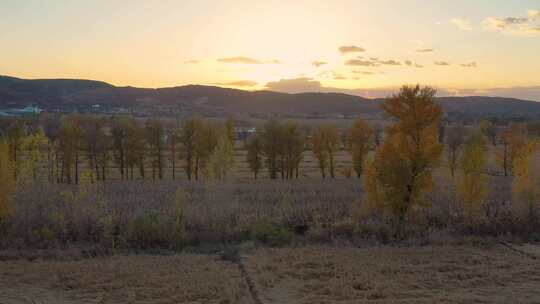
(1, 0, 540, 100)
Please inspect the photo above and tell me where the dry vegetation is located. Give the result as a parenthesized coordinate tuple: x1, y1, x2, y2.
(0, 254, 251, 304)
(0, 245, 539, 304)
(245, 245, 540, 304)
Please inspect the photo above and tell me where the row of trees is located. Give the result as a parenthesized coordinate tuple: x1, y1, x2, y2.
(0, 116, 236, 184)
(0, 113, 375, 183)
(0, 98, 537, 187)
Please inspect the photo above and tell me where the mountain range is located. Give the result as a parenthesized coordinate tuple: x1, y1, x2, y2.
(2, 75, 540, 119)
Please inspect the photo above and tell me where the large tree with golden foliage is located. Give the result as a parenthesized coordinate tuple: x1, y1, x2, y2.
(363, 85, 443, 224)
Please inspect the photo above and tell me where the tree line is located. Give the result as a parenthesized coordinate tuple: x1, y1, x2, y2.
(0, 114, 378, 183)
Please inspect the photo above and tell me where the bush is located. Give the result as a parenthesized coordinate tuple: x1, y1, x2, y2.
(251, 222, 293, 247)
(127, 210, 184, 250)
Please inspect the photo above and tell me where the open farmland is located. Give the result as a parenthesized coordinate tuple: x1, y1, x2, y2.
(1, 244, 539, 304)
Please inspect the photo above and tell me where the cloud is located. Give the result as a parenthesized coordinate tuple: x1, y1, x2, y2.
(345, 57, 402, 67)
(482, 10, 540, 36)
(345, 59, 380, 67)
(416, 48, 435, 53)
(460, 62, 477, 68)
(451, 18, 473, 31)
(312, 60, 327, 67)
(352, 71, 382, 75)
(339, 45, 366, 54)
(217, 56, 281, 64)
(332, 71, 347, 80)
(379, 60, 401, 66)
(265, 77, 323, 93)
(434, 61, 451, 66)
(414, 63, 424, 68)
(213, 80, 258, 87)
(184, 59, 200, 64)
(404, 60, 412, 66)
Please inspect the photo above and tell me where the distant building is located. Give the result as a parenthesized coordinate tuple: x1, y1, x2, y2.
(3, 105, 42, 116)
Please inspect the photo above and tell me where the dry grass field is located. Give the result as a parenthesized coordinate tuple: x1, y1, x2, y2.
(0, 244, 539, 304)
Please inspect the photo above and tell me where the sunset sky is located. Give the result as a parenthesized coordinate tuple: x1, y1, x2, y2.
(1, 0, 540, 100)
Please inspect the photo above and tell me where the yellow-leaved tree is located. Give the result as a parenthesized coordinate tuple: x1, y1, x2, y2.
(512, 139, 540, 220)
(458, 132, 488, 220)
(362, 85, 443, 227)
(0, 141, 16, 222)
(19, 129, 49, 183)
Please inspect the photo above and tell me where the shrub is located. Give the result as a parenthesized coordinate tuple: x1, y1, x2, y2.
(251, 221, 293, 247)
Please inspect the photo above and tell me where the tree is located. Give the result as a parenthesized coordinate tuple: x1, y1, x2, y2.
(0, 141, 15, 222)
(206, 134, 236, 179)
(458, 132, 488, 219)
(179, 118, 200, 180)
(19, 129, 49, 182)
(125, 120, 145, 180)
(312, 124, 341, 178)
(281, 123, 305, 179)
(346, 118, 373, 178)
(57, 116, 82, 184)
(479, 120, 497, 146)
(194, 121, 219, 180)
(246, 132, 263, 179)
(512, 139, 540, 220)
(6, 119, 25, 179)
(444, 124, 466, 177)
(363, 85, 443, 226)
(81, 117, 109, 182)
(225, 117, 236, 144)
(167, 126, 180, 179)
(146, 119, 165, 181)
(111, 117, 129, 180)
(496, 123, 527, 176)
(261, 120, 282, 179)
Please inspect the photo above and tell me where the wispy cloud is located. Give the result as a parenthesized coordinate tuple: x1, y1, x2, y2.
(184, 59, 200, 64)
(345, 59, 379, 67)
(345, 57, 401, 67)
(312, 60, 327, 67)
(416, 48, 435, 53)
(379, 59, 401, 66)
(450, 18, 473, 31)
(213, 80, 258, 87)
(434, 61, 451, 66)
(352, 70, 383, 75)
(339, 45, 366, 55)
(482, 10, 540, 36)
(332, 72, 347, 80)
(460, 62, 477, 68)
(217, 56, 281, 64)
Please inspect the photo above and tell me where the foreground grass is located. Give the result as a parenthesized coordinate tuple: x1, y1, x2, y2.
(1, 244, 539, 304)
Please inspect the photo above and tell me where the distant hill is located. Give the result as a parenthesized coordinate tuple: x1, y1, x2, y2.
(2, 75, 540, 119)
